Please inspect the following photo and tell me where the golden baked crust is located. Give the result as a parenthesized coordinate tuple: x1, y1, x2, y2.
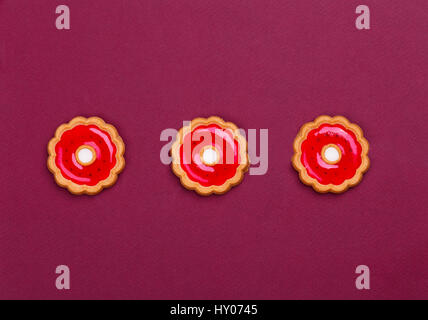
(292, 115, 370, 193)
(47, 116, 125, 195)
(171, 116, 249, 196)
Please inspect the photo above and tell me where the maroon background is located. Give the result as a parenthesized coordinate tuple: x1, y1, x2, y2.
(1, 0, 428, 299)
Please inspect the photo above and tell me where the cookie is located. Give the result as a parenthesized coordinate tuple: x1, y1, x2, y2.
(47, 116, 125, 195)
(171, 116, 249, 196)
(292, 115, 370, 193)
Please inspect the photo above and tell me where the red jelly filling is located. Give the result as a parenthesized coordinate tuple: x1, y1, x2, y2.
(180, 124, 241, 187)
(300, 124, 362, 185)
(55, 125, 117, 186)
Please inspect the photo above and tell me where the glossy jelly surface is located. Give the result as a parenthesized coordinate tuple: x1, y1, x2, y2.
(300, 124, 362, 185)
(180, 124, 241, 187)
(55, 125, 117, 186)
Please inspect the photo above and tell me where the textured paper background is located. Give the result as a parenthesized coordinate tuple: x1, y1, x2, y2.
(1, 0, 428, 299)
